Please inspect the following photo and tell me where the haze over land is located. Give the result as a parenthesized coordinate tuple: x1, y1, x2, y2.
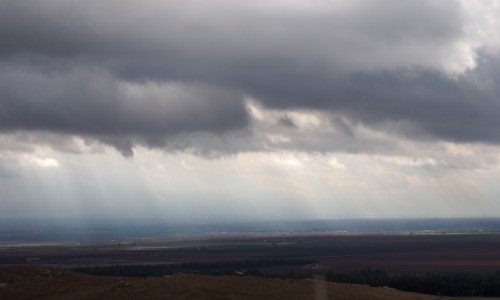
(1, 0, 500, 222)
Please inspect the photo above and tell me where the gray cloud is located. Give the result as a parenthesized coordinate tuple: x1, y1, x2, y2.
(0, 64, 248, 155)
(0, 0, 499, 154)
(0, 0, 467, 71)
(0, 161, 15, 178)
(252, 62, 500, 144)
(278, 115, 297, 128)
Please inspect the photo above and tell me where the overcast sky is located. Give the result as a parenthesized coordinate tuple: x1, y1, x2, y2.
(1, 0, 500, 221)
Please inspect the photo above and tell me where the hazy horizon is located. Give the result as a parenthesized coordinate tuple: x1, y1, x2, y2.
(2, 217, 499, 244)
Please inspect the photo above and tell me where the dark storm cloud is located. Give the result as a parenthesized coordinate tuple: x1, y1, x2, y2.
(0, 65, 248, 155)
(337, 66, 500, 144)
(0, 0, 499, 153)
(251, 62, 500, 144)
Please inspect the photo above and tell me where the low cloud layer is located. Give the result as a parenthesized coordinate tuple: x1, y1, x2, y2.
(1, 0, 500, 155)
(0, 66, 248, 155)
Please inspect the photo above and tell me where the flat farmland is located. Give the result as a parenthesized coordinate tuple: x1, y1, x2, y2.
(1, 233, 500, 274)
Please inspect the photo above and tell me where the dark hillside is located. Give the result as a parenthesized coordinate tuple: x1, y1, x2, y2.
(0, 265, 496, 300)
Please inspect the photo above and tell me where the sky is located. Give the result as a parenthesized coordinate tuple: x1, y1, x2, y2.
(1, 0, 500, 222)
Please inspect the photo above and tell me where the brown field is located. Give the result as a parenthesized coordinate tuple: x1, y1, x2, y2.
(2, 233, 500, 274)
(0, 265, 497, 300)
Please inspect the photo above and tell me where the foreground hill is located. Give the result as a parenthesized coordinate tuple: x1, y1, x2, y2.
(0, 265, 496, 300)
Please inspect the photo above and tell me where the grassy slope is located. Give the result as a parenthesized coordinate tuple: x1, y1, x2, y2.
(0, 265, 496, 300)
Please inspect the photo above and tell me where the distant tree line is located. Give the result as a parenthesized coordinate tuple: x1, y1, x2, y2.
(325, 268, 500, 297)
(73, 258, 315, 277)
